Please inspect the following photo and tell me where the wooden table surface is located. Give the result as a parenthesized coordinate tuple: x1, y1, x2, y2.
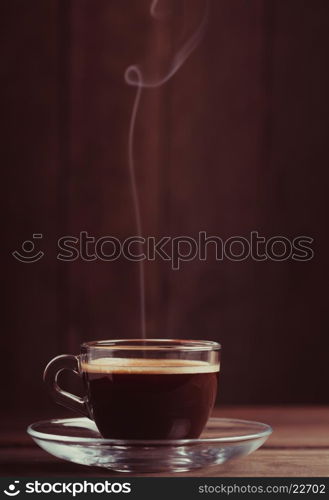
(1, 407, 328, 477)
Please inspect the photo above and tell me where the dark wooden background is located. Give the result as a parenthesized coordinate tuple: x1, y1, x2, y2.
(2, 0, 329, 414)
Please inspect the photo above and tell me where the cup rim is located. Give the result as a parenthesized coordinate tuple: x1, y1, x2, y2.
(81, 338, 221, 351)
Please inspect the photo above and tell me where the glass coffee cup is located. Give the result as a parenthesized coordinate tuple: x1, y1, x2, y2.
(44, 339, 221, 440)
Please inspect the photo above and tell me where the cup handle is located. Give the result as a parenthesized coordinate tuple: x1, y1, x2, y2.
(43, 354, 89, 417)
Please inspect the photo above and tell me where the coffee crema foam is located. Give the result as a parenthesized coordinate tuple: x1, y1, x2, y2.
(81, 358, 220, 375)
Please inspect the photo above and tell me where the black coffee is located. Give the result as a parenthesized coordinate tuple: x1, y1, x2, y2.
(82, 358, 219, 439)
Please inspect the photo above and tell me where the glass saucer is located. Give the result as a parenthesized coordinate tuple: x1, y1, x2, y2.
(27, 417, 272, 473)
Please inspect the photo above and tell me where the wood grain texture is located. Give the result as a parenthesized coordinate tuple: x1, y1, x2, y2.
(1, 0, 60, 410)
(2, 0, 329, 411)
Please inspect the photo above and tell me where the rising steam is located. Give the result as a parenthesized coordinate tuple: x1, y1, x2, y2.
(125, 0, 208, 338)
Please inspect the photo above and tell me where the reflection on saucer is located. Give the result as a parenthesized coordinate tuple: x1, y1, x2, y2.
(27, 417, 272, 473)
